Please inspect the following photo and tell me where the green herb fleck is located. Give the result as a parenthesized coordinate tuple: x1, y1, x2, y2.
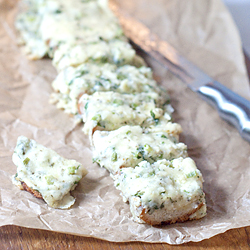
(169, 197, 174, 203)
(134, 146, 145, 159)
(168, 163, 174, 168)
(153, 204, 159, 210)
(27, 16, 36, 22)
(76, 69, 89, 78)
(130, 103, 139, 110)
(110, 84, 119, 90)
(91, 114, 101, 121)
(144, 144, 153, 153)
(117, 73, 127, 80)
(68, 166, 77, 175)
(94, 80, 103, 87)
(68, 79, 74, 85)
(84, 102, 89, 110)
(134, 191, 145, 198)
(74, 177, 81, 185)
(55, 9, 62, 14)
(100, 56, 108, 63)
(150, 110, 159, 124)
(23, 158, 30, 166)
(113, 99, 124, 106)
(45, 175, 54, 185)
(187, 171, 197, 178)
(92, 157, 99, 163)
(111, 152, 117, 162)
(148, 171, 155, 177)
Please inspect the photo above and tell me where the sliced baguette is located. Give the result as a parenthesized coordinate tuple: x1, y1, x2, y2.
(12, 136, 88, 209)
(113, 158, 206, 225)
(92, 125, 187, 174)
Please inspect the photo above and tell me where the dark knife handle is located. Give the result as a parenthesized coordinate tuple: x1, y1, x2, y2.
(197, 80, 250, 142)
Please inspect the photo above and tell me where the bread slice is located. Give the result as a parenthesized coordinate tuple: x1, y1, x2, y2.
(52, 39, 142, 71)
(18, 181, 43, 199)
(78, 91, 172, 136)
(92, 125, 187, 174)
(12, 136, 88, 209)
(113, 158, 206, 225)
(50, 63, 169, 117)
(15, 0, 125, 60)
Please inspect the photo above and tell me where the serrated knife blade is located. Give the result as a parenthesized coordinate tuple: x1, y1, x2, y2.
(110, 3, 250, 143)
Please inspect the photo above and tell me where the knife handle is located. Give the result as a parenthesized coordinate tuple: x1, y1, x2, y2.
(197, 80, 250, 142)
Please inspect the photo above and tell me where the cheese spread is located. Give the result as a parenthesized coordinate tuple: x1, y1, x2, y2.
(92, 125, 187, 174)
(78, 91, 172, 135)
(50, 63, 169, 116)
(12, 136, 88, 209)
(52, 39, 143, 71)
(16, 0, 124, 59)
(113, 158, 206, 223)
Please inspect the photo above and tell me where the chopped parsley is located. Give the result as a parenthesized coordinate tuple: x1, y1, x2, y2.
(187, 171, 197, 178)
(111, 151, 117, 162)
(55, 9, 62, 14)
(84, 102, 89, 110)
(134, 191, 145, 198)
(45, 175, 54, 185)
(113, 99, 124, 106)
(150, 110, 159, 124)
(23, 158, 30, 166)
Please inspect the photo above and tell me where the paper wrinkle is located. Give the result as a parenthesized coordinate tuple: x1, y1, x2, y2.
(0, 0, 250, 245)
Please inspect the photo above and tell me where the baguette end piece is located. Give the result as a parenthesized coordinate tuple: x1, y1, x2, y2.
(12, 136, 88, 209)
(114, 158, 206, 225)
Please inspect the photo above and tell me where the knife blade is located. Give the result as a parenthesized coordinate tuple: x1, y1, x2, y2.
(110, 2, 250, 143)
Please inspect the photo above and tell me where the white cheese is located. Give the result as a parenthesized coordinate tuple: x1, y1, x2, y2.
(92, 125, 187, 174)
(16, 0, 207, 225)
(16, 0, 124, 59)
(15, 3, 47, 59)
(52, 39, 143, 71)
(12, 136, 88, 209)
(78, 91, 172, 135)
(113, 158, 206, 224)
(50, 63, 169, 116)
(143, 115, 182, 137)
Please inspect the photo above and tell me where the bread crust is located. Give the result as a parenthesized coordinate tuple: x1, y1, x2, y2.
(77, 92, 85, 115)
(140, 202, 205, 226)
(20, 181, 43, 199)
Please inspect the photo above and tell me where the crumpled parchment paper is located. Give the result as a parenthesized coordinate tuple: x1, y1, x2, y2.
(0, 0, 250, 244)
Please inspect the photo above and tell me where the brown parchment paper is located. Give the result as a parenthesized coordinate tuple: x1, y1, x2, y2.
(0, 0, 250, 244)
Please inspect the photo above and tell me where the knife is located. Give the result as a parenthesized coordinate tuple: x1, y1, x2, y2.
(110, 2, 250, 143)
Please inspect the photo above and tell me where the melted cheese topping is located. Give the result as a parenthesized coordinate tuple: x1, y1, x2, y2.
(15, 4, 47, 59)
(16, 0, 124, 59)
(16, 0, 206, 223)
(92, 125, 187, 174)
(50, 63, 169, 116)
(12, 136, 88, 209)
(52, 39, 142, 71)
(78, 91, 172, 135)
(114, 158, 206, 222)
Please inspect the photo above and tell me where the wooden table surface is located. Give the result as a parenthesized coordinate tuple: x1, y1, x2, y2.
(1, 57, 250, 250)
(1, 224, 250, 250)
